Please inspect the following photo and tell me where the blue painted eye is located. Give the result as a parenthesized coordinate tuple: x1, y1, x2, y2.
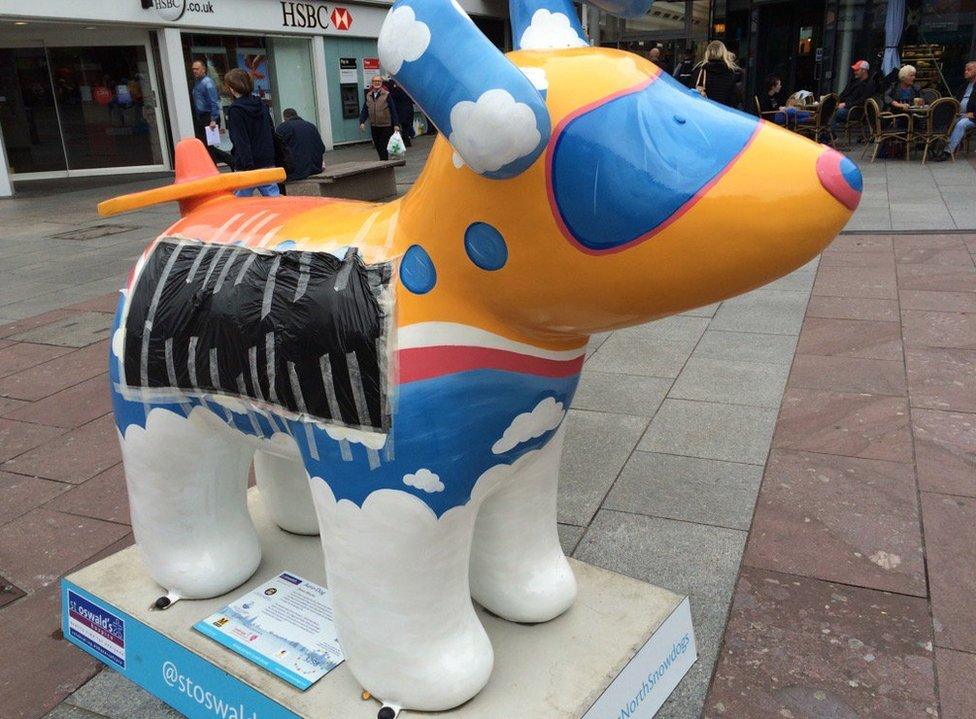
(550, 70, 759, 252)
(464, 223, 508, 271)
(275, 240, 297, 251)
(401, 245, 437, 294)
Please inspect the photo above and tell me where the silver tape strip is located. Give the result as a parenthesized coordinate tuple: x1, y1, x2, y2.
(294, 251, 311, 302)
(287, 361, 319, 460)
(236, 373, 263, 437)
(201, 244, 229, 290)
(261, 255, 281, 319)
(333, 247, 357, 292)
(265, 332, 278, 403)
(346, 351, 372, 429)
(319, 354, 352, 461)
(213, 248, 242, 293)
(234, 253, 257, 286)
(185, 245, 210, 284)
(188, 336, 199, 388)
(140, 243, 185, 388)
(210, 347, 233, 422)
(246, 345, 275, 432)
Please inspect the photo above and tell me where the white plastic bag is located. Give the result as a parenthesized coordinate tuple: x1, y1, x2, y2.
(387, 131, 406, 158)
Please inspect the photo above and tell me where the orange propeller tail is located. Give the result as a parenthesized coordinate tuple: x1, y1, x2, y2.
(97, 139, 285, 218)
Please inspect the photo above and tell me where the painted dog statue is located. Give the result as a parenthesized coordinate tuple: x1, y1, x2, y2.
(100, 0, 861, 712)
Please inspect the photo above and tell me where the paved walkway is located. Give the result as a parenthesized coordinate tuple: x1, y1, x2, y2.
(846, 155, 976, 232)
(0, 139, 973, 719)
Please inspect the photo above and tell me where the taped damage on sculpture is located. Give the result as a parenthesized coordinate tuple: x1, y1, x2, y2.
(98, 0, 862, 714)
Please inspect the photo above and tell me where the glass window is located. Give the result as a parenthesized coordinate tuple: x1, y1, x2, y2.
(268, 37, 316, 126)
(601, 0, 710, 46)
(47, 45, 163, 170)
(0, 48, 67, 173)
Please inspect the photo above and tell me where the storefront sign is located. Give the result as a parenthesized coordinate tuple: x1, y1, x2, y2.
(339, 57, 358, 84)
(149, 0, 215, 22)
(363, 57, 380, 84)
(280, 1, 330, 29)
(23, 0, 392, 37)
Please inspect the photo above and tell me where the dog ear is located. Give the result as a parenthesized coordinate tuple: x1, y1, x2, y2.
(378, 0, 550, 179)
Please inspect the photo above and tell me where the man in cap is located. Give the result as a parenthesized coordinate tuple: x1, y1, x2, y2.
(833, 60, 877, 130)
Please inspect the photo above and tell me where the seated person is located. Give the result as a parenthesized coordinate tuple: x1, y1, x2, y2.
(885, 65, 922, 112)
(882, 65, 921, 131)
(934, 59, 975, 161)
(276, 108, 326, 181)
(757, 75, 812, 125)
(833, 60, 876, 129)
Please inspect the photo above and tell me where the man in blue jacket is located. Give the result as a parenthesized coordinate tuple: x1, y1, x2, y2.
(191, 59, 233, 166)
(277, 108, 325, 180)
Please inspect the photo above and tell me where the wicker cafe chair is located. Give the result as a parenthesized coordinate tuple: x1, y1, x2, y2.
(917, 97, 960, 163)
(794, 93, 838, 145)
(921, 87, 941, 105)
(861, 98, 911, 162)
(839, 104, 868, 147)
(754, 95, 782, 123)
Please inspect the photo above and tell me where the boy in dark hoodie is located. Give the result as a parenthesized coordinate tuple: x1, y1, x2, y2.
(224, 68, 280, 197)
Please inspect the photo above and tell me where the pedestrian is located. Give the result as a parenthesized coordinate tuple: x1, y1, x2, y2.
(387, 79, 415, 147)
(832, 60, 876, 131)
(190, 59, 234, 166)
(694, 41, 739, 107)
(673, 48, 696, 88)
(934, 59, 975, 161)
(648, 46, 671, 75)
(223, 68, 280, 197)
(276, 108, 325, 181)
(359, 75, 400, 161)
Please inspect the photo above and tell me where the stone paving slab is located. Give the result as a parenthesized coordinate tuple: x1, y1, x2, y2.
(911, 409, 976, 497)
(921, 493, 976, 655)
(704, 567, 939, 719)
(744, 449, 926, 597)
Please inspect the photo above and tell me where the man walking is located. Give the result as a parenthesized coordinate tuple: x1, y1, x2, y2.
(190, 59, 233, 166)
(673, 48, 696, 88)
(934, 59, 976, 161)
(359, 75, 400, 161)
(833, 60, 876, 131)
(277, 108, 325, 181)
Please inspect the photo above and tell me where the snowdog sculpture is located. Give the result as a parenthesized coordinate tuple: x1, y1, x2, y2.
(99, 0, 861, 713)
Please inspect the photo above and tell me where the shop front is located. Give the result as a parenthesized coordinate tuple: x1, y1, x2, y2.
(597, 0, 712, 70)
(0, 23, 168, 183)
(0, 0, 508, 196)
(711, 0, 976, 101)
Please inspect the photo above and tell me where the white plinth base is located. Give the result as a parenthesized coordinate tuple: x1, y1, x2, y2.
(62, 490, 697, 719)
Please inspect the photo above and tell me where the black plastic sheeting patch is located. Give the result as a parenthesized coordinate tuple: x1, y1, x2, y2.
(122, 239, 393, 432)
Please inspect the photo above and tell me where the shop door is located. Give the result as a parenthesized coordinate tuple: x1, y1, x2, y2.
(756, 1, 825, 96)
(0, 42, 167, 178)
(0, 48, 68, 173)
(323, 37, 380, 144)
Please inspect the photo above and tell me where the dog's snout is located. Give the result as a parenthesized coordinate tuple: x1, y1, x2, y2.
(816, 149, 863, 211)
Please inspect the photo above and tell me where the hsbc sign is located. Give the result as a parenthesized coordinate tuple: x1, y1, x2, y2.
(280, 1, 351, 30)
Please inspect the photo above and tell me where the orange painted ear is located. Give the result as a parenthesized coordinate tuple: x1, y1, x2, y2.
(97, 138, 286, 218)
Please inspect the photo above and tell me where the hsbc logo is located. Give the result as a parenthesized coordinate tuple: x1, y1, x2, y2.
(280, 1, 351, 30)
(330, 7, 352, 30)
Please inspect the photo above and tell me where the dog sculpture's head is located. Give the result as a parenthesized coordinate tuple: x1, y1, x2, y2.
(383, 0, 861, 338)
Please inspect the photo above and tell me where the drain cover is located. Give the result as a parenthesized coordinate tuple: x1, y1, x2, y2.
(50, 224, 137, 241)
(0, 575, 25, 608)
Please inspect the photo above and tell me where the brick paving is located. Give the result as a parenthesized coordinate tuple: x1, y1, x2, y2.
(703, 232, 976, 719)
(0, 143, 973, 718)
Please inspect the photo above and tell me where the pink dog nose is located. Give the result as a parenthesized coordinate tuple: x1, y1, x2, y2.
(816, 149, 862, 211)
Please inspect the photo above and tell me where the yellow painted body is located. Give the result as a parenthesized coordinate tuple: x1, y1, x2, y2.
(102, 49, 853, 352)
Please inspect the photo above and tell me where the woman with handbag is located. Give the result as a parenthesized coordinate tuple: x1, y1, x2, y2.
(224, 68, 281, 197)
(694, 41, 740, 108)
